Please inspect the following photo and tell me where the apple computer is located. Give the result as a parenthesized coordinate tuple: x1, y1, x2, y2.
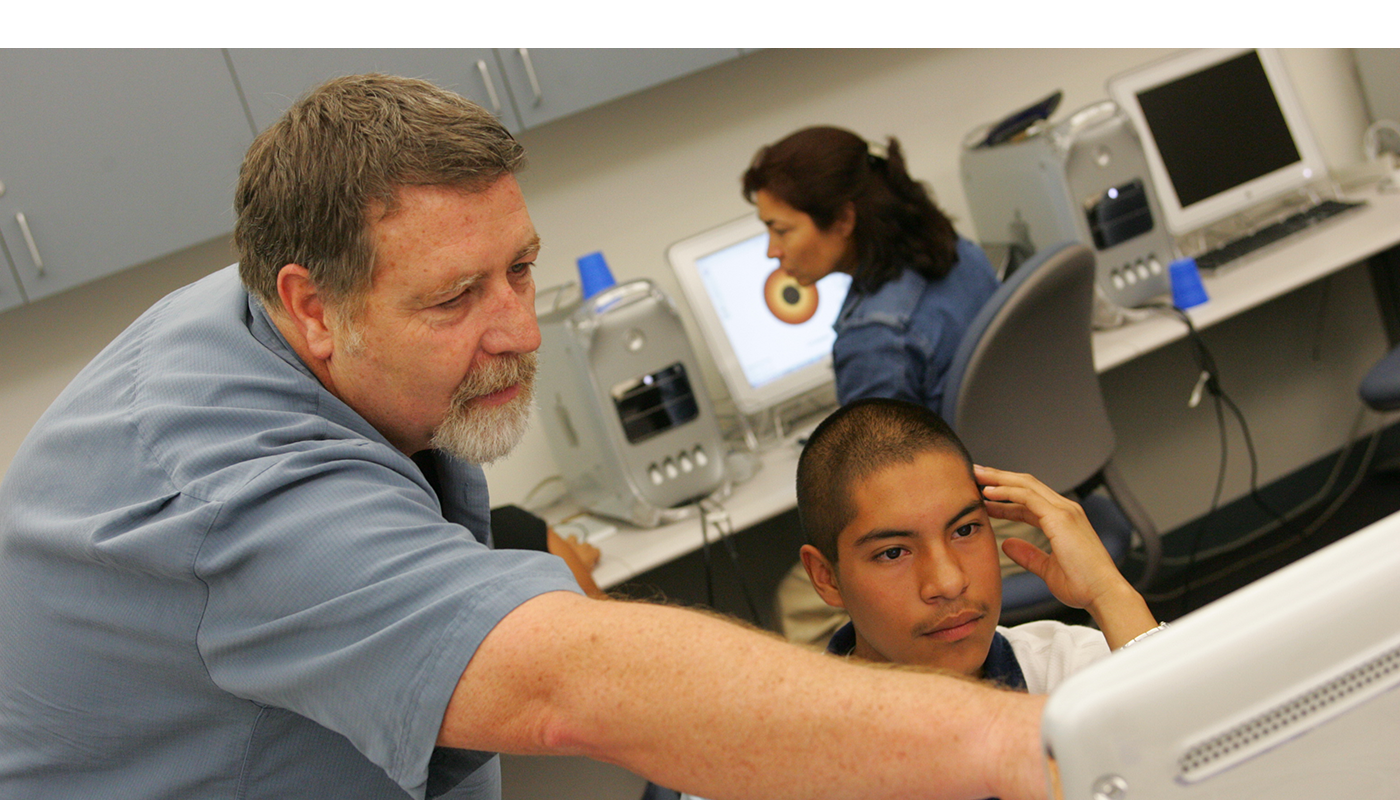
(667, 214, 851, 426)
(1042, 508, 1400, 799)
(1109, 49, 1363, 272)
(1109, 48, 1328, 236)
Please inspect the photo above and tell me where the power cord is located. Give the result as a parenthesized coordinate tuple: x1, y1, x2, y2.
(1141, 304, 1387, 608)
(697, 497, 762, 624)
(1144, 304, 1296, 610)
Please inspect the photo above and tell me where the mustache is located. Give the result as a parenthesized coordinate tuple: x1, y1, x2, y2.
(911, 605, 987, 638)
(452, 352, 538, 406)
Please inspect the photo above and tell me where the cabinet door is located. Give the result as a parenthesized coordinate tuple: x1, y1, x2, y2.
(495, 49, 741, 129)
(0, 49, 252, 303)
(0, 240, 23, 312)
(226, 49, 522, 134)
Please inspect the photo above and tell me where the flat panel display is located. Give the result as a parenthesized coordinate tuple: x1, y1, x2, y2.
(1109, 49, 1327, 234)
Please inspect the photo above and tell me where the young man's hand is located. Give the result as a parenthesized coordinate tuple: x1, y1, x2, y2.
(547, 528, 607, 599)
(974, 465, 1157, 649)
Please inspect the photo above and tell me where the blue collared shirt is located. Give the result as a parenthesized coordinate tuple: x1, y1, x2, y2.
(0, 265, 580, 800)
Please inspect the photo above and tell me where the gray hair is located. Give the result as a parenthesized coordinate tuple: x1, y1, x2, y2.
(234, 73, 526, 311)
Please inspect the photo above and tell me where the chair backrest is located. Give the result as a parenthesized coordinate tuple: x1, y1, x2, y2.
(940, 241, 1113, 495)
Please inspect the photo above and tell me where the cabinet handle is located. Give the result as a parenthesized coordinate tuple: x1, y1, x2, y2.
(15, 211, 44, 276)
(518, 48, 543, 107)
(475, 60, 502, 114)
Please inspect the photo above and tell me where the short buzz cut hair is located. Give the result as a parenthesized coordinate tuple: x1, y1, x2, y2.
(234, 73, 526, 312)
(796, 398, 975, 564)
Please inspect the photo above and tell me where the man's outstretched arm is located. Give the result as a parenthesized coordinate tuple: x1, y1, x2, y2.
(439, 590, 1048, 800)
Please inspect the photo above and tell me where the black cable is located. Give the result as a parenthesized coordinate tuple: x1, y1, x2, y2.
(1182, 387, 1230, 615)
(700, 498, 762, 624)
(718, 523, 763, 624)
(1143, 410, 1380, 605)
(1217, 389, 1291, 527)
(1147, 303, 1300, 611)
(696, 502, 715, 609)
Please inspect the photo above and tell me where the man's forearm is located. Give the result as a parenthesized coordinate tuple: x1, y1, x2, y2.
(441, 591, 1048, 800)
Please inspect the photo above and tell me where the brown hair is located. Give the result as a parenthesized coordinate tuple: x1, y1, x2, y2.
(742, 126, 958, 293)
(796, 397, 974, 563)
(234, 73, 525, 310)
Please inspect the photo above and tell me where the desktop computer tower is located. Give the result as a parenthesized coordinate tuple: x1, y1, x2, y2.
(536, 279, 728, 528)
(961, 100, 1177, 308)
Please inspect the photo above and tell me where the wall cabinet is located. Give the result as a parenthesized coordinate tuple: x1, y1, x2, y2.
(0, 48, 745, 312)
(226, 49, 521, 134)
(0, 244, 23, 313)
(493, 49, 741, 129)
(0, 49, 252, 304)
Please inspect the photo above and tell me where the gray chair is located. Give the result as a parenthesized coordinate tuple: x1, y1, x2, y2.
(940, 241, 1161, 624)
(1360, 344, 1400, 411)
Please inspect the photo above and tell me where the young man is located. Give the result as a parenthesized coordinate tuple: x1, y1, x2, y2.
(797, 398, 1162, 692)
(0, 75, 1051, 800)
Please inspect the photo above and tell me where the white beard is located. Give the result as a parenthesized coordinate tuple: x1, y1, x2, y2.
(430, 352, 537, 465)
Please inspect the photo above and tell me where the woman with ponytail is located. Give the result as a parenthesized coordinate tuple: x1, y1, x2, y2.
(742, 125, 998, 411)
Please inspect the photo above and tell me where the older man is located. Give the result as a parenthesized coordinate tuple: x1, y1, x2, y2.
(0, 74, 1046, 800)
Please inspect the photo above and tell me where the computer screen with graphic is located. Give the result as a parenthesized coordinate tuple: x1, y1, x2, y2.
(1109, 48, 1327, 235)
(667, 214, 851, 417)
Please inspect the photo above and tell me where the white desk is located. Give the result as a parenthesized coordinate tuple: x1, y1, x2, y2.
(591, 184, 1400, 590)
(591, 439, 803, 589)
(1093, 186, 1400, 372)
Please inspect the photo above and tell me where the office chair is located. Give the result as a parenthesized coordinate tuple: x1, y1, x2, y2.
(940, 241, 1161, 625)
(1359, 344, 1400, 411)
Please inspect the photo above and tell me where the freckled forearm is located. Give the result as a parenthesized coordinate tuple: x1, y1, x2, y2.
(443, 592, 1049, 800)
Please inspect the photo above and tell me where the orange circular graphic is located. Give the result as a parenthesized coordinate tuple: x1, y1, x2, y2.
(763, 268, 819, 325)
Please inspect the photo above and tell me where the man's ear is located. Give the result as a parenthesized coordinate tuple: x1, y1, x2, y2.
(275, 264, 336, 360)
(800, 544, 847, 610)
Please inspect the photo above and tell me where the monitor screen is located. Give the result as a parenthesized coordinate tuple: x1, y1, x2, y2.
(1042, 508, 1400, 798)
(1109, 49, 1327, 235)
(667, 214, 851, 417)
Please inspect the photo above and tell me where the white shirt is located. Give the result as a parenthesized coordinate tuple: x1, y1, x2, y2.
(1001, 619, 1112, 695)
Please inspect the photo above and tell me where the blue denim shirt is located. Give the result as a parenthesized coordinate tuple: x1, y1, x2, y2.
(832, 237, 999, 409)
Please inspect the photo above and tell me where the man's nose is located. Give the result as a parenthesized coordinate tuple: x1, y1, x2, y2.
(481, 282, 541, 356)
(919, 549, 968, 602)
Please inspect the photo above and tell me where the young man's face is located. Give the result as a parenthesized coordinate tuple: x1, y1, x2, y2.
(319, 176, 542, 461)
(803, 449, 1003, 677)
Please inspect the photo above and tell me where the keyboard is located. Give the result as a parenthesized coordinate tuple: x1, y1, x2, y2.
(1193, 198, 1368, 272)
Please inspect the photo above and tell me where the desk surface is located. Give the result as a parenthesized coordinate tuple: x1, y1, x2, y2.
(1092, 186, 1400, 372)
(591, 184, 1400, 589)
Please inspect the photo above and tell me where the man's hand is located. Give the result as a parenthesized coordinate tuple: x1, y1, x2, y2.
(975, 465, 1156, 649)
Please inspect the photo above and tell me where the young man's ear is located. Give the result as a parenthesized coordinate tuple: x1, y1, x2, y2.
(800, 544, 847, 610)
(275, 264, 336, 361)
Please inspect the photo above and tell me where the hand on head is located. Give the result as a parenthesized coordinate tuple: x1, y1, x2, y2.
(975, 465, 1158, 649)
(973, 465, 1126, 611)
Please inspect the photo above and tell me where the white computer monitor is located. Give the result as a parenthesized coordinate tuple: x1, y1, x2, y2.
(666, 214, 851, 417)
(1042, 508, 1400, 799)
(1108, 49, 1328, 235)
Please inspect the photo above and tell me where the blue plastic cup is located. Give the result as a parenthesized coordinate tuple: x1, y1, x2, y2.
(1169, 257, 1209, 309)
(577, 252, 617, 299)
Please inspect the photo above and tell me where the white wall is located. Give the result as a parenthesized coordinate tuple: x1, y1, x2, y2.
(0, 49, 1383, 531)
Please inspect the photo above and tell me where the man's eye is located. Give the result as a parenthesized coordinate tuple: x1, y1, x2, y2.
(875, 547, 905, 562)
(952, 523, 979, 539)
